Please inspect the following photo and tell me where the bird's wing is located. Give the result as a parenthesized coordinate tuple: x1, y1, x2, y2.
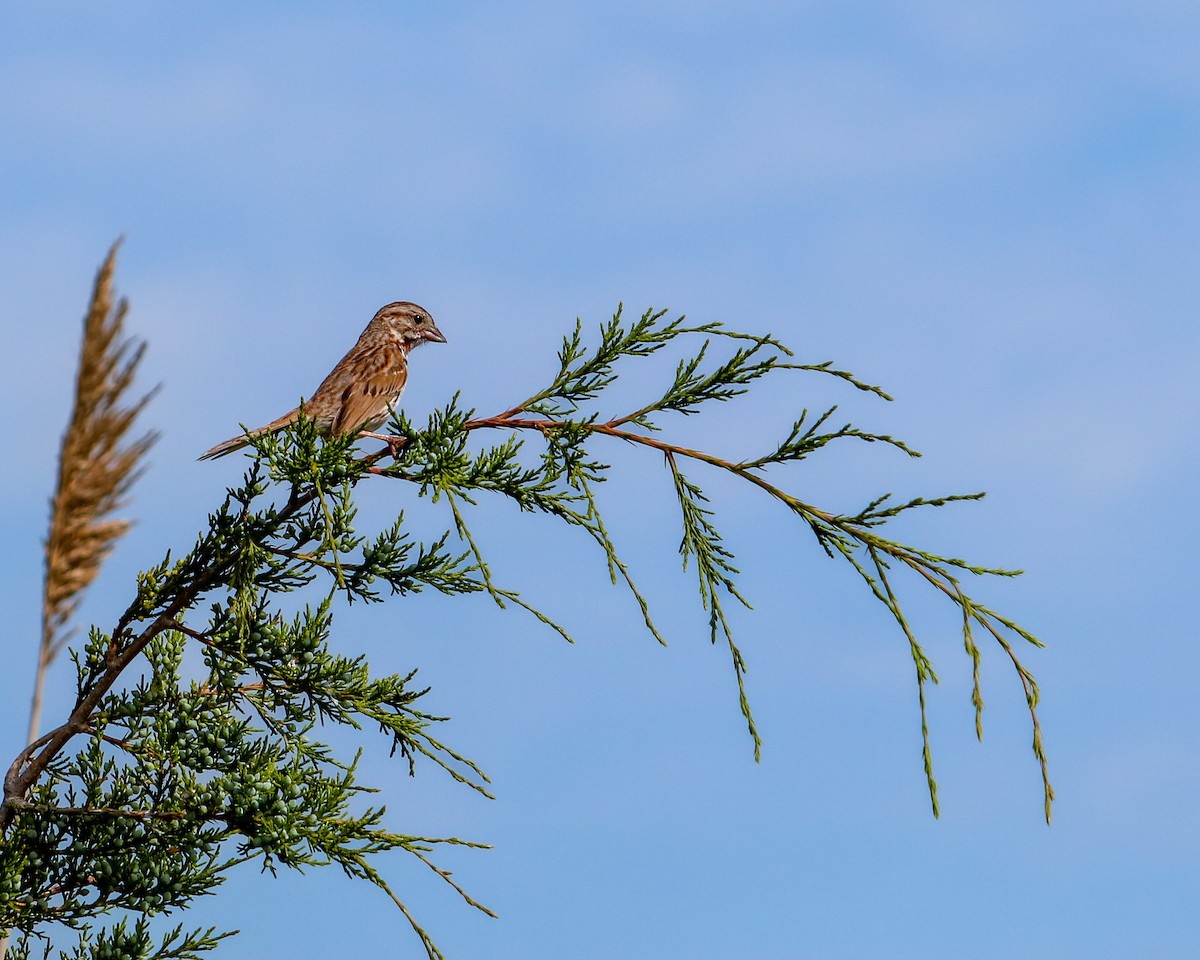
(199, 338, 409, 460)
(325, 341, 409, 435)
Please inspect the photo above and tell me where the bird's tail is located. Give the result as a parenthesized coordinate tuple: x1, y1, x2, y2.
(198, 408, 299, 460)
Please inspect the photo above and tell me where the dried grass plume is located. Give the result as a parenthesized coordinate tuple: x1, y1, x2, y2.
(32, 240, 159, 740)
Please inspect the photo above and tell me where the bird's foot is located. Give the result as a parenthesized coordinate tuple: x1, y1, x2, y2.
(361, 431, 409, 459)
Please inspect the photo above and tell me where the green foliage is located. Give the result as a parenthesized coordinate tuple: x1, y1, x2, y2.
(1, 307, 1050, 958)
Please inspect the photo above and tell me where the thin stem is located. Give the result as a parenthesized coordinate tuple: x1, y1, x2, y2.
(312, 470, 346, 589)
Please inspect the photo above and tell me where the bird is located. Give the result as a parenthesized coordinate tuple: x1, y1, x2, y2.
(199, 301, 445, 460)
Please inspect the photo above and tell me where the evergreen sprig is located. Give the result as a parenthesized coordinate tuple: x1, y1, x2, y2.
(3, 305, 1050, 960)
(429, 307, 1050, 823)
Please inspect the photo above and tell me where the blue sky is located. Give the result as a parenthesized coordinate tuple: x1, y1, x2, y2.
(2, 2, 1198, 957)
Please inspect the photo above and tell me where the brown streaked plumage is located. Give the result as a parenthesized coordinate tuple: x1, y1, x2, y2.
(199, 301, 445, 460)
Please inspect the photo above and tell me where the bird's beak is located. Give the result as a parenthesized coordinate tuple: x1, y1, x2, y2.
(426, 323, 447, 344)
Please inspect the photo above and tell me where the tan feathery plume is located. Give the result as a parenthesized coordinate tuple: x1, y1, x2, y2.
(31, 239, 160, 741)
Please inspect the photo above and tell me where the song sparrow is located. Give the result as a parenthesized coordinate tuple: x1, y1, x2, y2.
(199, 301, 445, 460)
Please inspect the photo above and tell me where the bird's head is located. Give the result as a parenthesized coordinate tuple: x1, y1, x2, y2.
(376, 301, 446, 349)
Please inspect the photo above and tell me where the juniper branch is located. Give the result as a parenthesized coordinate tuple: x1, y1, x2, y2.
(5, 302, 1051, 960)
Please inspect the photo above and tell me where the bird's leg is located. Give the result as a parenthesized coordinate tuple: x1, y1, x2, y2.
(360, 431, 408, 459)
